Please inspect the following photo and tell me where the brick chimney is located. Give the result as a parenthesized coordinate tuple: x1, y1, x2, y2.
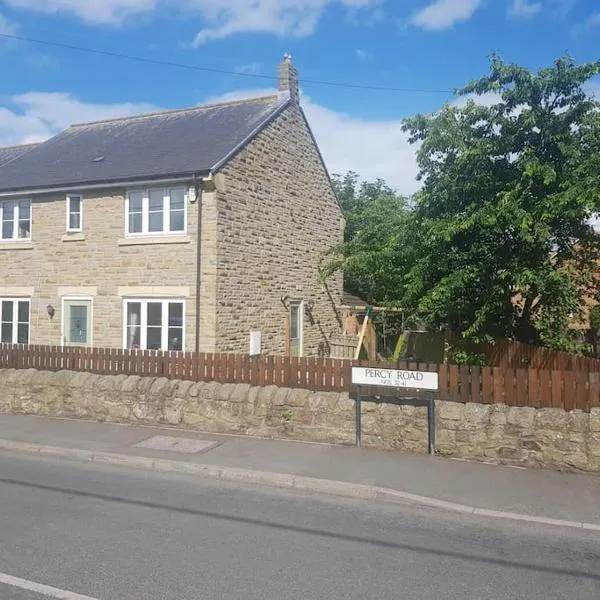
(278, 53, 299, 104)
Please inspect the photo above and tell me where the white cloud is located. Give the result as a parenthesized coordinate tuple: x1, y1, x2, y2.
(0, 93, 161, 145)
(356, 48, 371, 60)
(190, 0, 381, 45)
(508, 0, 542, 18)
(571, 11, 600, 37)
(4, 0, 381, 38)
(451, 91, 503, 108)
(3, 0, 159, 25)
(410, 0, 482, 31)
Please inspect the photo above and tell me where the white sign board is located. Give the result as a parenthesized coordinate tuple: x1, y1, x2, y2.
(352, 367, 439, 391)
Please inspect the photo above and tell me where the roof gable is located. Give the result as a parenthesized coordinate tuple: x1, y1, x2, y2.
(0, 96, 288, 193)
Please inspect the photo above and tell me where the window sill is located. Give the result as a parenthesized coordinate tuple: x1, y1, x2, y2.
(0, 241, 33, 251)
(62, 232, 85, 242)
(118, 235, 191, 247)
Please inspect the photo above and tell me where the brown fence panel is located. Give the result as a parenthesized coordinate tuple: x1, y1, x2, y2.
(515, 368, 528, 407)
(528, 368, 539, 409)
(589, 372, 600, 408)
(470, 366, 481, 404)
(563, 370, 575, 412)
(551, 370, 564, 409)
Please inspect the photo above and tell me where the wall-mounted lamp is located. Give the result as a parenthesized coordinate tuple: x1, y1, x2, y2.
(280, 295, 290, 309)
(46, 304, 55, 319)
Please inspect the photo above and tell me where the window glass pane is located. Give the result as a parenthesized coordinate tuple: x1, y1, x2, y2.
(18, 200, 30, 218)
(129, 213, 142, 233)
(168, 328, 183, 351)
(149, 211, 163, 232)
(147, 327, 162, 350)
(147, 302, 162, 326)
(17, 301, 28, 323)
(2, 202, 14, 239)
(126, 303, 141, 349)
(69, 213, 81, 230)
(69, 196, 81, 214)
(129, 192, 143, 213)
(170, 210, 184, 232)
(1, 323, 12, 344)
(170, 188, 185, 210)
(69, 305, 88, 344)
(290, 305, 300, 339)
(149, 190, 164, 211)
(2, 301, 13, 322)
(168, 302, 183, 325)
(18, 220, 30, 239)
(17, 323, 29, 344)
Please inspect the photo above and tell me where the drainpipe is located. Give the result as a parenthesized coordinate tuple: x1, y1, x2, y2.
(194, 176, 204, 354)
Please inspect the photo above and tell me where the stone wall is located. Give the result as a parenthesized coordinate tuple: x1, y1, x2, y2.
(215, 101, 344, 356)
(2, 369, 599, 472)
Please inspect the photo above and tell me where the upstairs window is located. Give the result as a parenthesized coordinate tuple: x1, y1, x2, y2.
(1, 199, 31, 241)
(126, 187, 186, 236)
(66, 195, 82, 232)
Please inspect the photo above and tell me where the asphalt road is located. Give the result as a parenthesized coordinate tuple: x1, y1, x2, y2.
(0, 454, 599, 600)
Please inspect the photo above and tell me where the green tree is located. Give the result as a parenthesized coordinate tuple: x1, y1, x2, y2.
(402, 55, 600, 350)
(327, 172, 412, 305)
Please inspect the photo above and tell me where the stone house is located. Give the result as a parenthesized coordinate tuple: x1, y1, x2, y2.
(0, 57, 344, 356)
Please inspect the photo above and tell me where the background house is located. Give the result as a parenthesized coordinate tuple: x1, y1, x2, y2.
(0, 57, 343, 357)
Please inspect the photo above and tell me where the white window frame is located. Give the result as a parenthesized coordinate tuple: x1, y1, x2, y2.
(0, 198, 31, 241)
(0, 298, 31, 345)
(66, 194, 83, 233)
(122, 298, 186, 351)
(289, 299, 304, 358)
(125, 186, 187, 237)
(60, 296, 93, 347)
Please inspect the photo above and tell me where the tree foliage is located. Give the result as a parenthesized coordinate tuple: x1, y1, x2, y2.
(327, 172, 412, 306)
(401, 55, 600, 350)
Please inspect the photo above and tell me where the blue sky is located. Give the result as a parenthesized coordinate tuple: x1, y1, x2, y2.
(0, 0, 598, 193)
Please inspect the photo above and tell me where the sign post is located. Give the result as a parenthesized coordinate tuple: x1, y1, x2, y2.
(351, 366, 439, 455)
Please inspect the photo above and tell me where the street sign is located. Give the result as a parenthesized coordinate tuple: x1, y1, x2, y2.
(351, 366, 439, 391)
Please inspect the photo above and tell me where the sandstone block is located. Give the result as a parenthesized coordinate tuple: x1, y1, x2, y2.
(506, 406, 536, 429)
(438, 401, 464, 421)
(590, 408, 600, 433)
(535, 408, 569, 431)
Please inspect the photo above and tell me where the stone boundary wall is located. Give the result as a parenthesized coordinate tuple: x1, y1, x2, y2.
(1, 369, 599, 472)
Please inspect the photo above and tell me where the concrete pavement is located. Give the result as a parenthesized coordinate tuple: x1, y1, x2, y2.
(0, 414, 599, 529)
(1, 454, 599, 600)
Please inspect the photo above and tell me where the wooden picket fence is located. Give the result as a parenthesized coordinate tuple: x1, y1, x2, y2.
(1, 344, 599, 412)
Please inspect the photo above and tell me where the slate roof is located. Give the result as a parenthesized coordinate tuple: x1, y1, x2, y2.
(0, 95, 288, 193)
(0, 143, 38, 167)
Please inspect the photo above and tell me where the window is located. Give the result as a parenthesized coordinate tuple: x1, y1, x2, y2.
(1, 199, 31, 241)
(124, 299, 184, 351)
(66, 195, 82, 232)
(126, 187, 186, 236)
(289, 300, 304, 357)
(0, 299, 30, 344)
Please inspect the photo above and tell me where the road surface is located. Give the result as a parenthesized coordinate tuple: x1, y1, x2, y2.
(0, 454, 598, 599)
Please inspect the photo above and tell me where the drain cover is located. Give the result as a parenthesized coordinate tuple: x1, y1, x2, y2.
(133, 435, 218, 454)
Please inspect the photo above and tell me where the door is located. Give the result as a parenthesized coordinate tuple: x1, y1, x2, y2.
(63, 299, 92, 347)
(289, 300, 304, 357)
